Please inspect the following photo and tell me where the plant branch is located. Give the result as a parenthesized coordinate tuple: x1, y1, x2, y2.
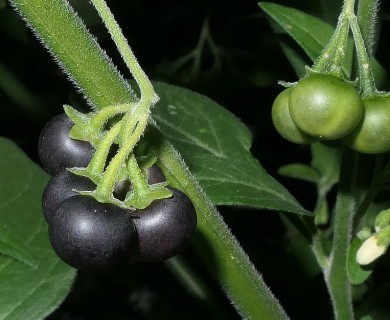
(357, 0, 380, 56)
(350, 16, 377, 97)
(149, 128, 289, 319)
(9, 0, 134, 109)
(325, 149, 359, 320)
(90, 0, 157, 101)
(9, 0, 288, 318)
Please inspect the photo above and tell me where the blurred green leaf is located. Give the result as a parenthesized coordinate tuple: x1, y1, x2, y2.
(152, 82, 311, 215)
(0, 137, 75, 320)
(279, 40, 307, 78)
(278, 163, 320, 184)
(0, 224, 36, 268)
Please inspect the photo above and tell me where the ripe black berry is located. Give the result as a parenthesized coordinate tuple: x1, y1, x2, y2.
(133, 188, 197, 261)
(48, 195, 135, 271)
(42, 170, 95, 223)
(38, 113, 95, 175)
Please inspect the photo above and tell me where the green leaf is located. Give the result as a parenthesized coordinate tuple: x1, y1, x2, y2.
(278, 163, 320, 184)
(259, 2, 387, 85)
(152, 82, 311, 216)
(348, 237, 373, 285)
(0, 137, 75, 320)
(0, 224, 37, 268)
(279, 40, 307, 78)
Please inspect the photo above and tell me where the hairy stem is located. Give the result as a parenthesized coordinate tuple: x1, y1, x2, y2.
(350, 16, 377, 97)
(9, 0, 134, 109)
(357, 0, 380, 56)
(10, 0, 289, 318)
(90, 0, 157, 100)
(150, 129, 289, 320)
(311, 0, 355, 76)
(325, 149, 359, 320)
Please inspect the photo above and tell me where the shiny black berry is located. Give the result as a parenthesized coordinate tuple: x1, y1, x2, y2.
(38, 113, 95, 175)
(133, 188, 197, 262)
(42, 170, 95, 223)
(48, 195, 135, 271)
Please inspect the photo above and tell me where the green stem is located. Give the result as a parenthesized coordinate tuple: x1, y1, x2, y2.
(150, 129, 288, 320)
(10, 0, 288, 318)
(9, 0, 134, 109)
(311, 0, 355, 76)
(94, 114, 148, 201)
(357, 0, 380, 56)
(89, 103, 131, 131)
(90, 0, 157, 102)
(74, 121, 121, 183)
(325, 149, 359, 320)
(90, 0, 160, 201)
(119, 100, 151, 146)
(126, 154, 149, 191)
(350, 16, 377, 97)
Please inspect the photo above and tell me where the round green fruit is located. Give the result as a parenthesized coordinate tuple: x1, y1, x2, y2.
(289, 74, 363, 140)
(271, 88, 315, 144)
(343, 96, 390, 154)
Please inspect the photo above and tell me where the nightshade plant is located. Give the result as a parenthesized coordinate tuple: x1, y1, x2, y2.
(1, 0, 390, 319)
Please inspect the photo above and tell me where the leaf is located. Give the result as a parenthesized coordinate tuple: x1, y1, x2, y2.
(348, 237, 372, 285)
(278, 163, 320, 184)
(259, 2, 387, 86)
(279, 40, 307, 78)
(0, 224, 36, 268)
(152, 82, 311, 216)
(0, 137, 75, 320)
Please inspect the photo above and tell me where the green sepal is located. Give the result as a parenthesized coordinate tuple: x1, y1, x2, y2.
(375, 208, 390, 231)
(376, 225, 390, 247)
(124, 183, 172, 209)
(68, 167, 101, 185)
(76, 190, 126, 209)
(63, 104, 95, 142)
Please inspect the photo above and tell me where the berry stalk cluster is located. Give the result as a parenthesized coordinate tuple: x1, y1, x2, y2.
(272, 0, 390, 155)
(38, 113, 197, 270)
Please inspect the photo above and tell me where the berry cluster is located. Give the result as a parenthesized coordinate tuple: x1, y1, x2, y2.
(271, 74, 390, 154)
(39, 113, 197, 271)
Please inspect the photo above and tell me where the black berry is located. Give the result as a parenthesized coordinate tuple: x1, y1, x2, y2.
(42, 170, 95, 223)
(48, 195, 135, 271)
(133, 188, 197, 261)
(38, 113, 95, 175)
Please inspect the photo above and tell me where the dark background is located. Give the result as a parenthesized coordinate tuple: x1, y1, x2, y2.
(1, 0, 390, 319)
